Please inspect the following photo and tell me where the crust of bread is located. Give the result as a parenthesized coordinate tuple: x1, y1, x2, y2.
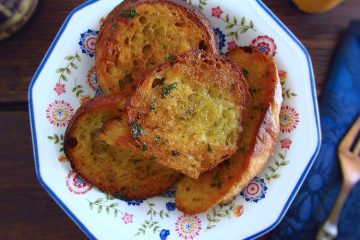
(95, 0, 219, 95)
(123, 50, 249, 179)
(175, 46, 282, 214)
(64, 94, 182, 199)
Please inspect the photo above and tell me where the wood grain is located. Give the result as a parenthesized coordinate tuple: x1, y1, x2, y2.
(0, 111, 85, 239)
(0, 0, 359, 239)
(263, 0, 360, 96)
(0, 0, 85, 104)
(0, 0, 359, 103)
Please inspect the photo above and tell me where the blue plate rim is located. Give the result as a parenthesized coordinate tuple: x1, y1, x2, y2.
(28, 1, 100, 239)
(28, 0, 322, 239)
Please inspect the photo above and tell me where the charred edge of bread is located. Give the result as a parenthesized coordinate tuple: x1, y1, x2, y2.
(96, 0, 219, 95)
(220, 46, 282, 204)
(107, 0, 218, 52)
(126, 50, 249, 179)
(117, 0, 218, 38)
(175, 46, 282, 214)
(64, 94, 182, 199)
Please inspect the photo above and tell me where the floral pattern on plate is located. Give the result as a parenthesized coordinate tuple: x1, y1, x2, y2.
(79, 29, 98, 57)
(251, 35, 277, 57)
(175, 214, 202, 239)
(280, 105, 300, 133)
(66, 170, 93, 194)
(44, 1, 301, 237)
(46, 100, 74, 127)
(86, 66, 99, 91)
(30, 0, 320, 239)
(240, 177, 268, 203)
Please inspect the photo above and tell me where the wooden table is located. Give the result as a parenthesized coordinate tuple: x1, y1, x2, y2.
(0, 0, 359, 239)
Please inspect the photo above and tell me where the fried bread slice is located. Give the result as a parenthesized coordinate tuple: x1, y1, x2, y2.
(64, 94, 182, 199)
(125, 50, 249, 179)
(96, 0, 218, 95)
(175, 46, 282, 214)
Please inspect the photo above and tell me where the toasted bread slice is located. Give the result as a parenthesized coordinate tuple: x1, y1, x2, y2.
(124, 50, 249, 179)
(64, 94, 182, 199)
(96, 0, 219, 95)
(175, 46, 282, 214)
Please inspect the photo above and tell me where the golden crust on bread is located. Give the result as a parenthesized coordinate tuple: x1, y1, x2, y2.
(95, 0, 219, 95)
(124, 50, 249, 179)
(64, 94, 182, 199)
(175, 46, 282, 214)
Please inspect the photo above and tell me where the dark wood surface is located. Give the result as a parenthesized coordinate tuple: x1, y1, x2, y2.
(0, 0, 359, 239)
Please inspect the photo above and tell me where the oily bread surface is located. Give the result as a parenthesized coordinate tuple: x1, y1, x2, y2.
(125, 50, 249, 179)
(64, 94, 182, 199)
(175, 46, 282, 214)
(96, 0, 218, 95)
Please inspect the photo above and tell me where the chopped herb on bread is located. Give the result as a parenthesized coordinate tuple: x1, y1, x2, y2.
(175, 46, 282, 214)
(125, 50, 250, 179)
(64, 94, 182, 199)
(96, 0, 219, 95)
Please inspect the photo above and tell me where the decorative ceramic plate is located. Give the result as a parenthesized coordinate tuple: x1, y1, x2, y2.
(29, 0, 321, 239)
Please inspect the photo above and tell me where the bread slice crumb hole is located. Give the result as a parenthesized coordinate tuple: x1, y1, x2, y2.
(139, 16, 147, 24)
(142, 44, 152, 56)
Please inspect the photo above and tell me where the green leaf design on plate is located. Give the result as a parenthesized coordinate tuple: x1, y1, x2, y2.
(65, 56, 74, 60)
(265, 150, 291, 183)
(220, 13, 256, 41)
(186, 0, 207, 10)
(135, 200, 170, 236)
(87, 194, 125, 219)
(72, 82, 85, 98)
(48, 134, 65, 153)
(55, 51, 81, 86)
(205, 202, 235, 231)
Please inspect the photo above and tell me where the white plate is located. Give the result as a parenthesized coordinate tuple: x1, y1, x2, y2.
(29, 0, 321, 239)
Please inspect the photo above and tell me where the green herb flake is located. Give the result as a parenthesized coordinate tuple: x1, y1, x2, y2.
(162, 82, 177, 98)
(242, 68, 249, 78)
(211, 172, 222, 189)
(155, 135, 161, 143)
(208, 144, 213, 153)
(150, 102, 156, 112)
(142, 144, 148, 152)
(120, 9, 138, 18)
(167, 54, 176, 65)
(130, 122, 144, 140)
(112, 23, 118, 30)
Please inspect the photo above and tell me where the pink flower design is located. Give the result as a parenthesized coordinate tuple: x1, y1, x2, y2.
(280, 138, 292, 149)
(66, 170, 93, 194)
(227, 41, 239, 51)
(251, 35, 277, 57)
(280, 105, 300, 133)
(211, 6, 223, 18)
(46, 100, 74, 127)
(175, 214, 202, 239)
(54, 83, 66, 96)
(122, 212, 133, 224)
